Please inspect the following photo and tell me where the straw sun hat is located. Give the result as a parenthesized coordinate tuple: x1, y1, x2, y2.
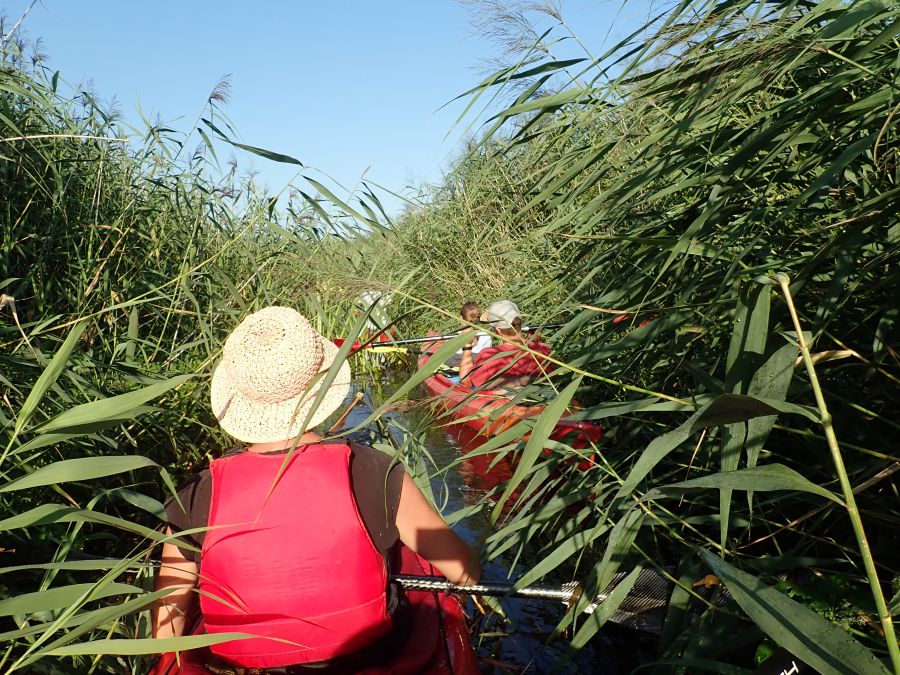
(210, 307, 351, 444)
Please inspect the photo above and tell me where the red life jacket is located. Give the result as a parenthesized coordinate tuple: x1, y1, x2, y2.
(468, 341, 552, 387)
(198, 444, 390, 669)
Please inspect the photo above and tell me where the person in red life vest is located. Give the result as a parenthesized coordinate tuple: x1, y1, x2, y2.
(151, 307, 480, 672)
(458, 300, 552, 391)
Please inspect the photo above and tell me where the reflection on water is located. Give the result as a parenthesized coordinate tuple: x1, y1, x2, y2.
(452, 424, 516, 493)
(340, 375, 651, 674)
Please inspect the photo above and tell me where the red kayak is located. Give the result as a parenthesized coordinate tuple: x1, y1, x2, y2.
(150, 546, 479, 675)
(418, 334, 602, 450)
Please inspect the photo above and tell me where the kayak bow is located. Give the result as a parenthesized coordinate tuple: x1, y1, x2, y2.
(418, 333, 602, 449)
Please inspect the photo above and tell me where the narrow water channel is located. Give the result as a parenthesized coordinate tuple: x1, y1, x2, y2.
(339, 370, 652, 674)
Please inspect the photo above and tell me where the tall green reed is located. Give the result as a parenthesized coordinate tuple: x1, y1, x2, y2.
(0, 36, 353, 672)
(3, 0, 899, 671)
(297, 0, 899, 671)
(401, 0, 900, 671)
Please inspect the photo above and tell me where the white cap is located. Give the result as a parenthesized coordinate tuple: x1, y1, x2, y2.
(482, 300, 521, 330)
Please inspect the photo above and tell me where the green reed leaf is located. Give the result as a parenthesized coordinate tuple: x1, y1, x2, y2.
(617, 394, 818, 500)
(201, 118, 302, 165)
(721, 283, 772, 546)
(8, 322, 86, 443)
(595, 508, 645, 594)
(490, 377, 581, 523)
(1, 456, 159, 493)
(0, 559, 153, 575)
(0, 503, 184, 547)
(12, 411, 157, 455)
(644, 464, 842, 503)
(0, 503, 74, 530)
(30, 374, 190, 434)
(44, 634, 255, 657)
(569, 566, 641, 651)
(744, 340, 799, 469)
(700, 549, 892, 675)
(0, 583, 142, 617)
(512, 522, 612, 591)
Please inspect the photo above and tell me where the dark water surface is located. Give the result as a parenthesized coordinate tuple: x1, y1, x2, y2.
(340, 371, 652, 674)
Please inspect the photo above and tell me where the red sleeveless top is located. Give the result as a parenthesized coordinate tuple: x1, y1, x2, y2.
(198, 444, 390, 668)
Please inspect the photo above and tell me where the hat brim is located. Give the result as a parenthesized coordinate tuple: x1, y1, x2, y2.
(210, 335, 352, 444)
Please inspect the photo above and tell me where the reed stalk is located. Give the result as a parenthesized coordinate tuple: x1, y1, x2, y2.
(774, 272, 900, 673)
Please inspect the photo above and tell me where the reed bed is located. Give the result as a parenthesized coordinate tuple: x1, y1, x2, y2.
(321, 0, 900, 671)
(1, 0, 899, 672)
(0, 36, 371, 672)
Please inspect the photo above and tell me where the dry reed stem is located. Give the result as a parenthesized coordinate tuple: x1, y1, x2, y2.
(0, 294, 38, 359)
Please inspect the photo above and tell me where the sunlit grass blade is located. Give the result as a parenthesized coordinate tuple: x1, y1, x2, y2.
(4, 322, 86, 456)
(1, 456, 160, 493)
(0, 583, 142, 617)
(642, 464, 842, 504)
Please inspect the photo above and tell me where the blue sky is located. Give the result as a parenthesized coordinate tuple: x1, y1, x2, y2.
(3, 1, 657, 216)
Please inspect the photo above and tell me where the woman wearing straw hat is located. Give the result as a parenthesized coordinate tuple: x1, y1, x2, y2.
(152, 307, 480, 672)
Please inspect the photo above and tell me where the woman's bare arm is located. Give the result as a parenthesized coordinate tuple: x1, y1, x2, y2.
(458, 343, 476, 384)
(396, 473, 481, 585)
(152, 529, 199, 639)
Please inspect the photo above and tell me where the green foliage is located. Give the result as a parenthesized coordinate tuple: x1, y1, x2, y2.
(701, 550, 891, 675)
(2, 0, 899, 671)
(333, 0, 899, 671)
(0, 35, 330, 672)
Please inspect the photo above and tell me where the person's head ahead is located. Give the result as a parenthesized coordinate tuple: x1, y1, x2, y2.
(210, 306, 351, 444)
(482, 300, 522, 337)
(460, 301, 481, 324)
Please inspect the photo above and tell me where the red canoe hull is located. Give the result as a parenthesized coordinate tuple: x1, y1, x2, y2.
(150, 547, 479, 675)
(418, 336, 601, 449)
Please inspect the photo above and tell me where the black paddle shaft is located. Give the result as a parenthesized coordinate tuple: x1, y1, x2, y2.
(376, 324, 567, 347)
(393, 567, 675, 635)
